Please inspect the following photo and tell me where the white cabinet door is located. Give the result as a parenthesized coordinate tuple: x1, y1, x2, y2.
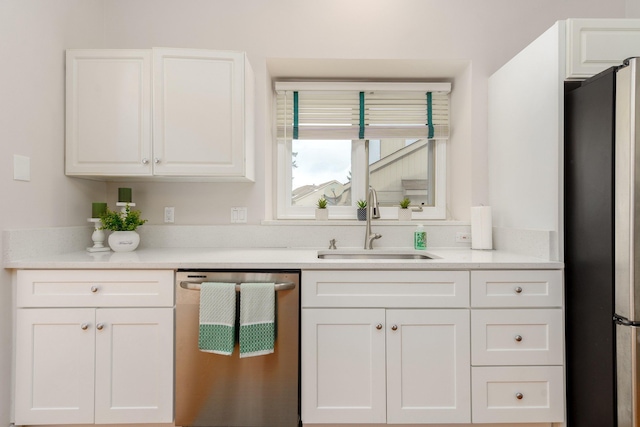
(153, 48, 254, 180)
(95, 308, 174, 423)
(65, 50, 152, 176)
(386, 309, 471, 424)
(15, 308, 96, 425)
(301, 308, 386, 424)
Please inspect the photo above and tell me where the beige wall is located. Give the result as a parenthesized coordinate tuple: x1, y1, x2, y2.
(1, 0, 636, 423)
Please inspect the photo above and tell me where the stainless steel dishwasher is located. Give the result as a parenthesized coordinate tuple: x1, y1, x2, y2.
(175, 269, 300, 427)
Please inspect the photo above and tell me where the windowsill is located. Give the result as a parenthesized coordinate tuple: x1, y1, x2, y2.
(261, 219, 470, 226)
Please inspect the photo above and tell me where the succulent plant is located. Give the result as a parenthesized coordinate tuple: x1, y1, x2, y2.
(399, 197, 411, 209)
(316, 197, 328, 209)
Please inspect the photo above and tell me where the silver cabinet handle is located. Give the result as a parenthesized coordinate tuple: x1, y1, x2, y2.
(154, 158, 161, 164)
(96, 323, 105, 331)
(142, 158, 149, 165)
(376, 324, 383, 330)
(515, 392, 524, 400)
(90, 286, 98, 293)
(81, 323, 89, 330)
(391, 325, 398, 331)
(515, 335, 523, 342)
(515, 286, 523, 294)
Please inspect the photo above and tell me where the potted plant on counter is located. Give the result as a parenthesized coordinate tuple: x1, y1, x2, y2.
(357, 199, 367, 221)
(100, 204, 147, 252)
(398, 197, 412, 221)
(315, 197, 329, 220)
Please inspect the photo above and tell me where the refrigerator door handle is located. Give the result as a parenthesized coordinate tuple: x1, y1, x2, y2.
(614, 314, 640, 327)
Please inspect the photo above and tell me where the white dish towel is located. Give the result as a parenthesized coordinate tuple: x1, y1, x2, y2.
(199, 282, 236, 355)
(239, 282, 275, 358)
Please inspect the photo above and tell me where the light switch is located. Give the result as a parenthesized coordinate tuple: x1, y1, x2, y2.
(231, 207, 247, 223)
(13, 155, 30, 181)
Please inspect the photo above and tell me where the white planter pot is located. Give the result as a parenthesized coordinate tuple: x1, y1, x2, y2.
(315, 208, 329, 220)
(108, 230, 140, 252)
(398, 208, 412, 221)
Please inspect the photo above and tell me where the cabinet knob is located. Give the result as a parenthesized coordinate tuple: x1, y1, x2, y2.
(90, 286, 98, 293)
(391, 325, 398, 331)
(514, 286, 523, 294)
(515, 392, 524, 400)
(154, 157, 161, 164)
(80, 323, 89, 330)
(514, 335, 523, 342)
(376, 324, 383, 330)
(142, 158, 149, 165)
(96, 323, 105, 331)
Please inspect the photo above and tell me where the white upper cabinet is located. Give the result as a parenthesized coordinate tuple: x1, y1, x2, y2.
(566, 19, 640, 80)
(66, 50, 153, 176)
(65, 48, 254, 181)
(152, 48, 254, 179)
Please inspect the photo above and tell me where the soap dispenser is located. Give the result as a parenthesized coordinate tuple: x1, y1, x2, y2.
(414, 224, 426, 250)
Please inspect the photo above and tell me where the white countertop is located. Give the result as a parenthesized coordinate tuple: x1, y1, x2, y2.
(4, 247, 563, 270)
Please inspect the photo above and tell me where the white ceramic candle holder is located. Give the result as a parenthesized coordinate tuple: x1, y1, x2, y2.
(86, 218, 110, 252)
(116, 201, 135, 213)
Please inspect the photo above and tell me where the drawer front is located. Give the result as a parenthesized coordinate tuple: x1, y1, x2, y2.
(471, 309, 563, 366)
(302, 270, 469, 308)
(472, 366, 564, 424)
(17, 270, 174, 307)
(471, 270, 562, 308)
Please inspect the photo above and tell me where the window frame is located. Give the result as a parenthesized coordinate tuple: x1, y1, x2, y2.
(274, 82, 449, 221)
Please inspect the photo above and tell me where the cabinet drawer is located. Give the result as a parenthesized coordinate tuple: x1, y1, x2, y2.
(471, 309, 563, 366)
(302, 270, 469, 308)
(471, 270, 562, 308)
(472, 366, 564, 424)
(17, 270, 174, 307)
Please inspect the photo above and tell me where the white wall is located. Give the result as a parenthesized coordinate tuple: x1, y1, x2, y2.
(98, 0, 628, 225)
(0, 1, 106, 423)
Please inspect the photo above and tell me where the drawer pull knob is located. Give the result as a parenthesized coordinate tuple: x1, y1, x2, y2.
(90, 286, 99, 293)
(515, 335, 523, 342)
(96, 323, 105, 331)
(391, 325, 398, 331)
(514, 286, 523, 294)
(516, 392, 524, 400)
(80, 323, 89, 330)
(142, 158, 149, 165)
(376, 324, 383, 330)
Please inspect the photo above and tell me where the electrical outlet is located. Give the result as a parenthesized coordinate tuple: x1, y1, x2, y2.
(164, 207, 175, 223)
(455, 232, 471, 243)
(231, 207, 247, 223)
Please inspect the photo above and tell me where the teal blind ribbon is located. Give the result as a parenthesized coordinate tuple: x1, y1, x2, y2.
(426, 92, 434, 139)
(293, 91, 299, 140)
(359, 92, 365, 139)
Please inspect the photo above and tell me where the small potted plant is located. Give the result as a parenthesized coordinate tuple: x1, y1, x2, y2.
(315, 197, 329, 220)
(398, 197, 412, 221)
(356, 199, 367, 221)
(100, 204, 147, 252)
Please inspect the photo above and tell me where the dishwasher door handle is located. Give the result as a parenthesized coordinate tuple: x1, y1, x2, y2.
(179, 281, 296, 292)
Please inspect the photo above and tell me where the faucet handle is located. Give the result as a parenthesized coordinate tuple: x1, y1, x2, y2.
(329, 239, 337, 250)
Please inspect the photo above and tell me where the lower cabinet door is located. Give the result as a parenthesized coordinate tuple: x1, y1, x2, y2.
(386, 309, 471, 424)
(94, 307, 174, 424)
(301, 308, 387, 424)
(15, 308, 96, 425)
(472, 366, 565, 423)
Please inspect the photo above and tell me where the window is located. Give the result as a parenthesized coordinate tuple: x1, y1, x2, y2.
(275, 82, 450, 220)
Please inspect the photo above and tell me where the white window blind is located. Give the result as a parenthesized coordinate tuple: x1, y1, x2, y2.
(275, 82, 451, 140)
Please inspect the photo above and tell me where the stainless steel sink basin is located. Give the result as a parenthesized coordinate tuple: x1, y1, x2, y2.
(317, 249, 435, 260)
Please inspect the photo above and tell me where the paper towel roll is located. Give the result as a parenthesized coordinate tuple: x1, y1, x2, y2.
(471, 206, 493, 250)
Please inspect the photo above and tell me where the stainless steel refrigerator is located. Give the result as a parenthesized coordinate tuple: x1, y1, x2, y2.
(565, 57, 640, 427)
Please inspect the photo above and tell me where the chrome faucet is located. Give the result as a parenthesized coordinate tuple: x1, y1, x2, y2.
(364, 186, 382, 249)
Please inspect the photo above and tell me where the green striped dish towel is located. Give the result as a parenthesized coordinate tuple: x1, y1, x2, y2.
(199, 282, 236, 355)
(239, 282, 275, 358)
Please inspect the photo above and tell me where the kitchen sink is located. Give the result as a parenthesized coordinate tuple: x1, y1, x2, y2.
(317, 249, 436, 260)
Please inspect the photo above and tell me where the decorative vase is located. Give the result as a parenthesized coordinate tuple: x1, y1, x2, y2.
(398, 208, 412, 221)
(108, 230, 140, 252)
(357, 208, 367, 221)
(315, 208, 329, 221)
